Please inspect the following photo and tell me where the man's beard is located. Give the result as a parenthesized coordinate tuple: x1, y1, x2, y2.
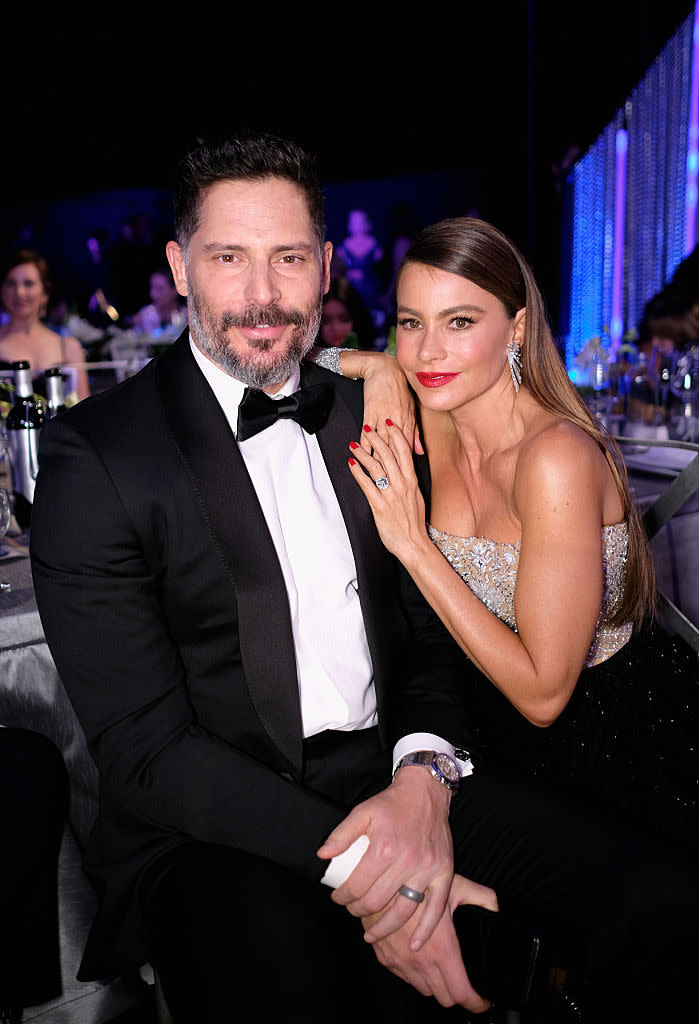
(187, 281, 322, 389)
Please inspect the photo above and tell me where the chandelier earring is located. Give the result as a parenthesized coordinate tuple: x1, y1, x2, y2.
(507, 340, 522, 394)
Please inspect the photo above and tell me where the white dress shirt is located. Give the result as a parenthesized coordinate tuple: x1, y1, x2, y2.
(191, 339, 375, 737)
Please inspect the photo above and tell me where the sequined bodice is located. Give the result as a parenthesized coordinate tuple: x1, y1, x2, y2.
(427, 521, 633, 666)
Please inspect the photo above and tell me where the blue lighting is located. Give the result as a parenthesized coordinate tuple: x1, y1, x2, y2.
(684, 0, 699, 254)
(611, 129, 628, 351)
(565, 9, 695, 374)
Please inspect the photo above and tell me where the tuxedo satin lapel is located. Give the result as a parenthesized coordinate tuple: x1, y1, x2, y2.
(155, 336, 303, 773)
(302, 363, 396, 737)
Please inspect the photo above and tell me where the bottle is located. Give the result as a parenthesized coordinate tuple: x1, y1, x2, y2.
(44, 367, 67, 419)
(6, 360, 44, 528)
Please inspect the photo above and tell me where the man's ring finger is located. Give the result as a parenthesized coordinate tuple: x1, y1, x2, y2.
(398, 884, 425, 904)
(375, 476, 390, 491)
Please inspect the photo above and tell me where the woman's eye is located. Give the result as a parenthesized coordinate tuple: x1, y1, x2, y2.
(398, 317, 421, 330)
(451, 316, 475, 329)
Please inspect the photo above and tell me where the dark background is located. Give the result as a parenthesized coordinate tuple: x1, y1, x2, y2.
(2, 1, 694, 332)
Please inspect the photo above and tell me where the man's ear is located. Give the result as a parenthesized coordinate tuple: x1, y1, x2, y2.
(321, 242, 333, 294)
(166, 241, 188, 297)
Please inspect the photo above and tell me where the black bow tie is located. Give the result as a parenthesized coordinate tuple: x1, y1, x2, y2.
(236, 382, 334, 442)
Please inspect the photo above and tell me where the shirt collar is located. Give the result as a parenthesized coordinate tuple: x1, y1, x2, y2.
(189, 334, 301, 436)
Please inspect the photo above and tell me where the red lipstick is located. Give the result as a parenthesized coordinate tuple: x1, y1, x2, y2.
(415, 372, 460, 388)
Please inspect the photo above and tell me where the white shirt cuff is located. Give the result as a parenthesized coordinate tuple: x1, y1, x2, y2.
(392, 732, 474, 778)
(321, 834, 370, 889)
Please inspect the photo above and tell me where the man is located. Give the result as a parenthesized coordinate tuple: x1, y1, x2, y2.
(30, 131, 699, 1023)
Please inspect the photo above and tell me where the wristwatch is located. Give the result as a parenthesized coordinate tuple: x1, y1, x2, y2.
(393, 751, 461, 792)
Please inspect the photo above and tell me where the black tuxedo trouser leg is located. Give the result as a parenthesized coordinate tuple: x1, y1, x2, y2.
(141, 728, 451, 1023)
(450, 772, 699, 1022)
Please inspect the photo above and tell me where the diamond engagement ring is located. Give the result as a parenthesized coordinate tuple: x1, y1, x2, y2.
(398, 884, 425, 904)
(375, 476, 390, 490)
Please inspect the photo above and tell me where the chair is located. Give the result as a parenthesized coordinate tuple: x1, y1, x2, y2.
(616, 436, 699, 652)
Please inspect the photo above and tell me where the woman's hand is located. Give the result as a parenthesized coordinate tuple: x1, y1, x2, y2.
(333, 350, 418, 452)
(359, 873, 498, 1012)
(348, 422, 429, 563)
(354, 352, 416, 453)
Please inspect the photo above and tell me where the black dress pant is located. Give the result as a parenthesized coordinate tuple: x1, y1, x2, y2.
(450, 771, 699, 1022)
(0, 728, 68, 1009)
(142, 732, 699, 1022)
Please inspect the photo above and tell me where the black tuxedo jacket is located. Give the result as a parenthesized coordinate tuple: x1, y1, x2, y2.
(30, 331, 469, 977)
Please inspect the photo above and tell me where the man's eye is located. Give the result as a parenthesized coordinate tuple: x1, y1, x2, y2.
(218, 254, 237, 263)
(279, 254, 301, 264)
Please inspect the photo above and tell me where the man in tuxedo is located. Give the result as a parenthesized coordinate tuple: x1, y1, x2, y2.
(30, 131, 699, 1023)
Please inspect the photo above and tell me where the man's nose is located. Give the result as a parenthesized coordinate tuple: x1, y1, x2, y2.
(243, 262, 281, 307)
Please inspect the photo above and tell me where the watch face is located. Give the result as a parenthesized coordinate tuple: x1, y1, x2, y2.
(434, 753, 460, 782)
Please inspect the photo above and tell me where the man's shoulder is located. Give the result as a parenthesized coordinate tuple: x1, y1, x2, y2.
(46, 358, 161, 452)
(302, 359, 363, 397)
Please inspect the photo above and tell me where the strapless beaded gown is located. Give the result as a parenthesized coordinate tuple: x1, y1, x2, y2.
(428, 521, 699, 859)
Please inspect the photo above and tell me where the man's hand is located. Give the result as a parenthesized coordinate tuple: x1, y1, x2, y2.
(362, 874, 498, 1011)
(317, 766, 454, 949)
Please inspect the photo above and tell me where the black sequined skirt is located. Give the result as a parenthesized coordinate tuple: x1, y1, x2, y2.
(462, 626, 699, 860)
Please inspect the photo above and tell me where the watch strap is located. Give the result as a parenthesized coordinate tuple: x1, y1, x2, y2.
(394, 750, 460, 791)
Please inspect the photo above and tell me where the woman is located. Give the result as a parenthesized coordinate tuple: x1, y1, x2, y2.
(336, 209, 383, 313)
(0, 250, 89, 403)
(318, 276, 376, 351)
(321, 217, 699, 859)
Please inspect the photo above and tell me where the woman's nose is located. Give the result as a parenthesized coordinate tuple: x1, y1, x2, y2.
(418, 327, 447, 363)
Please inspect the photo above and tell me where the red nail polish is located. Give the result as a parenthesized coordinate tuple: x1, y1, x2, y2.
(386, 419, 394, 427)
(363, 424, 372, 433)
(348, 457, 357, 466)
(349, 441, 359, 449)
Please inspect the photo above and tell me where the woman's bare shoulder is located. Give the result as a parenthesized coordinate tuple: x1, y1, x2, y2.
(515, 414, 609, 505)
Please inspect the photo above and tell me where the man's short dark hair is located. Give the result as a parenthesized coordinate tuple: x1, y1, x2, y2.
(173, 131, 326, 254)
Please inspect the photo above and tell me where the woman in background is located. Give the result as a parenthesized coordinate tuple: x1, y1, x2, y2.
(0, 250, 89, 403)
(318, 276, 376, 351)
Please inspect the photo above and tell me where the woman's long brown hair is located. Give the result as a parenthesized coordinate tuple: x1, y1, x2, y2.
(400, 217, 656, 627)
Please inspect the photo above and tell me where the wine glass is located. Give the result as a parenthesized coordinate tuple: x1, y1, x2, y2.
(0, 486, 11, 594)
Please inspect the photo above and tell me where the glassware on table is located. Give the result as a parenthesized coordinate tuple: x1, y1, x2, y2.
(0, 486, 12, 594)
(669, 344, 699, 442)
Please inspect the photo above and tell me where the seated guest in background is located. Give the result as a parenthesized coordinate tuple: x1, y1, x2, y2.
(637, 289, 699, 373)
(0, 727, 68, 1024)
(318, 275, 376, 351)
(0, 250, 90, 403)
(335, 216, 699, 863)
(336, 208, 384, 316)
(130, 266, 187, 335)
(31, 132, 699, 1023)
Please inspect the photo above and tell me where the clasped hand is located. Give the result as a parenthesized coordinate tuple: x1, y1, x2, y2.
(363, 873, 498, 1012)
(317, 767, 454, 949)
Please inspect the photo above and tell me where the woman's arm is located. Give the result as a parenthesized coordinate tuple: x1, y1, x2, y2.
(63, 335, 90, 401)
(308, 346, 417, 451)
(347, 422, 610, 726)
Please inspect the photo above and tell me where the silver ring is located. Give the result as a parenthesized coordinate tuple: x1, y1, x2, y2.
(375, 476, 390, 490)
(398, 884, 425, 904)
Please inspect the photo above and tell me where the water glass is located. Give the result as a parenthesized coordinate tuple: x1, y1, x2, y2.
(0, 488, 11, 594)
